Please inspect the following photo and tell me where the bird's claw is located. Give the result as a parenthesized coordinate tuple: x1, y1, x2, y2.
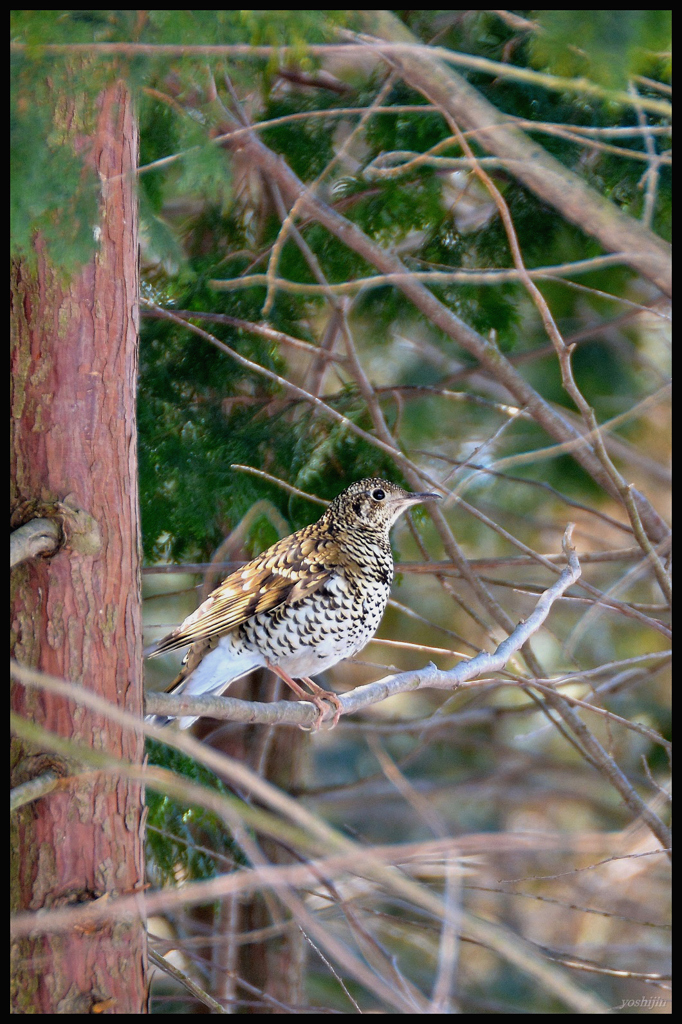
(300, 691, 343, 731)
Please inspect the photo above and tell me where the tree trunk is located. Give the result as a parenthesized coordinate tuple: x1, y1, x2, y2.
(10, 81, 147, 1013)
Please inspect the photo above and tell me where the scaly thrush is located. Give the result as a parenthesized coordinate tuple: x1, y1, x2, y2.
(146, 478, 439, 728)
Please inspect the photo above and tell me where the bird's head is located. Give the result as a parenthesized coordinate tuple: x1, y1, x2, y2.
(326, 478, 440, 535)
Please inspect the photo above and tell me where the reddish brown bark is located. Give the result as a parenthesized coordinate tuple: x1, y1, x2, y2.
(10, 81, 147, 1012)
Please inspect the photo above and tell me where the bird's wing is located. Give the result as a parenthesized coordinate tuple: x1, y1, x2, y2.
(148, 525, 341, 656)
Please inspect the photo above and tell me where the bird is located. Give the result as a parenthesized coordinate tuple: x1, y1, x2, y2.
(145, 478, 440, 729)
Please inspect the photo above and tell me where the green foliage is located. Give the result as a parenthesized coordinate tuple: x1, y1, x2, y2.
(138, 286, 400, 561)
(260, 96, 337, 181)
(10, 53, 102, 272)
(11, 10, 122, 45)
(139, 306, 289, 560)
(145, 739, 244, 885)
(363, 80, 451, 153)
(11, 10, 353, 49)
(352, 173, 443, 245)
(10, 10, 355, 274)
(530, 10, 672, 90)
(138, 218, 407, 561)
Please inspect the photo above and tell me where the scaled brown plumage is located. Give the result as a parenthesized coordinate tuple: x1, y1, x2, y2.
(150, 523, 354, 654)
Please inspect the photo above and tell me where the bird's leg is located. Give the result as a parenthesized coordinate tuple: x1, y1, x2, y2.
(268, 664, 343, 729)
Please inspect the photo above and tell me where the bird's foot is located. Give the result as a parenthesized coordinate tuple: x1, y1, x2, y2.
(302, 684, 343, 730)
(269, 665, 343, 729)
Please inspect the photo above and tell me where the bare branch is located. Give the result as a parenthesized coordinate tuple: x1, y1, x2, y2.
(10, 518, 61, 567)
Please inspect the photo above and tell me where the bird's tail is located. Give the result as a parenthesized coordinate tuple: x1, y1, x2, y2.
(145, 639, 263, 730)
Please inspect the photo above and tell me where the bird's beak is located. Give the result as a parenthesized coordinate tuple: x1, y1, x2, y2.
(396, 491, 441, 506)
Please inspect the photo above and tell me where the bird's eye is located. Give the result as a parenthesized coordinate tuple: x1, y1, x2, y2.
(372, 488, 386, 501)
